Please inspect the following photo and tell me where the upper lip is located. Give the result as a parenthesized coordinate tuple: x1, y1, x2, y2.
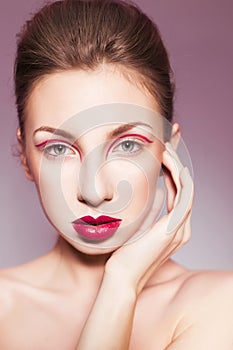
(72, 215, 122, 226)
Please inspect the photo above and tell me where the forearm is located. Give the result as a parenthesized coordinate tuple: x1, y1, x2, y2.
(76, 274, 137, 350)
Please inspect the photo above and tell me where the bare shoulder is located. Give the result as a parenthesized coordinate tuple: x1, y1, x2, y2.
(0, 266, 28, 322)
(169, 268, 233, 346)
(148, 261, 233, 319)
(0, 253, 57, 319)
(0, 259, 44, 293)
(176, 268, 233, 304)
(0, 265, 26, 293)
(0, 264, 36, 306)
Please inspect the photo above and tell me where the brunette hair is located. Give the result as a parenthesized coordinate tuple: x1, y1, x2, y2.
(14, 0, 175, 143)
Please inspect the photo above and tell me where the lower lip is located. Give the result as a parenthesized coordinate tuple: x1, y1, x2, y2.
(72, 221, 122, 241)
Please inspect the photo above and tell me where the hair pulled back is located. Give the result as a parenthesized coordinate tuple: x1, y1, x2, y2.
(14, 0, 175, 142)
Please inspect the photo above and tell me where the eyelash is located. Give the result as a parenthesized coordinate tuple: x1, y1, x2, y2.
(108, 134, 153, 157)
(111, 139, 144, 155)
(38, 141, 78, 160)
(36, 134, 152, 160)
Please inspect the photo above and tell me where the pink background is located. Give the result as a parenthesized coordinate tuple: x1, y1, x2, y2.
(0, 0, 232, 269)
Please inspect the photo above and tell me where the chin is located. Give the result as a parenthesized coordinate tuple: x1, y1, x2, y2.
(61, 234, 120, 256)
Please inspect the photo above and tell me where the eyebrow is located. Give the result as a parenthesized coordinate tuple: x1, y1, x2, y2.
(33, 126, 74, 140)
(33, 122, 152, 141)
(108, 122, 152, 138)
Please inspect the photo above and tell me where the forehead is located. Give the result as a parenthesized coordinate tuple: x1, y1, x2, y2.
(25, 68, 163, 138)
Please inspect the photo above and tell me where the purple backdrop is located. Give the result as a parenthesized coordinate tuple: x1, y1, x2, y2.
(0, 0, 232, 269)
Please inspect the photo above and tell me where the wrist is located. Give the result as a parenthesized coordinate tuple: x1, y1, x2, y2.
(102, 270, 137, 303)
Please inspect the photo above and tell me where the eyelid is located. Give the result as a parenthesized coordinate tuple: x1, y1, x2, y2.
(117, 133, 153, 143)
(35, 139, 82, 159)
(106, 133, 153, 158)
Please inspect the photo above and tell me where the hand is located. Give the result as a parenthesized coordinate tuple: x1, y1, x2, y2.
(105, 141, 194, 296)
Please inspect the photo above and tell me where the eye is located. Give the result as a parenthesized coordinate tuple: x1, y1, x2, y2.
(112, 139, 143, 155)
(43, 142, 76, 159)
(107, 133, 153, 158)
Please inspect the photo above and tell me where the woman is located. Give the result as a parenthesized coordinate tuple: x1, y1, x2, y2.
(0, 0, 233, 349)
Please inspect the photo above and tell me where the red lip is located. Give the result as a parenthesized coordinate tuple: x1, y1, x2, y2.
(72, 215, 121, 225)
(71, 215, 122, 241)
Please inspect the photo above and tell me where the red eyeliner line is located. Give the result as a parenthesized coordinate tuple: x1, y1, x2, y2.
(106, 133, 153, 158)
(35, 139, 82, 159)
(35, 139, 69, 147)
(118, 133, 153, 143)
(35, 140, 49, 147)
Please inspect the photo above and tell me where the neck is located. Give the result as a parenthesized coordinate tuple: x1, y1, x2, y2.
(48, 237, 186, 293)
(51, 237, 112, 290)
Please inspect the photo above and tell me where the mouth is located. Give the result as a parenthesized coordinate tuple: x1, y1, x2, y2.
(71, 215, 122, 241)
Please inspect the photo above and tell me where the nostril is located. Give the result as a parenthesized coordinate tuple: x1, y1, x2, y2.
(77, 194, 95, 206)
(77, 193, 92, 205)
(77, 191, 112, 207)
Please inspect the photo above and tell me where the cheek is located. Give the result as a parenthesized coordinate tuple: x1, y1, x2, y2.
(131, 165, 159, 216)
(60, 160, 80, 203)
(34, 159, 79, 226)
(108, 155, 160, 216)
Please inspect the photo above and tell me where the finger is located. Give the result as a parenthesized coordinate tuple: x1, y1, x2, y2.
(182, 210, 192, 244)
(155, 215, 192, 269)
(138, 217, 190, 292)
(163, 143, 184, 209)
(166, 166, 194, 235)
(169, 209, 192, 247)
(163, 166, 176, 212)
(165, 142, 184, 167)
(144, 209, 192, 281)
(129, 164, 193, 247)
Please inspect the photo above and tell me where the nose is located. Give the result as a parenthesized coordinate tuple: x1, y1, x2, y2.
(77, 151, 112, 207)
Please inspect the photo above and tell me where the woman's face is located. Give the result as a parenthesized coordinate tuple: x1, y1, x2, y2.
(21, 66, 167, 254)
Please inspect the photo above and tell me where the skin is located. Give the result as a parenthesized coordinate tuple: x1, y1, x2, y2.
(1, 66, 233, 349)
